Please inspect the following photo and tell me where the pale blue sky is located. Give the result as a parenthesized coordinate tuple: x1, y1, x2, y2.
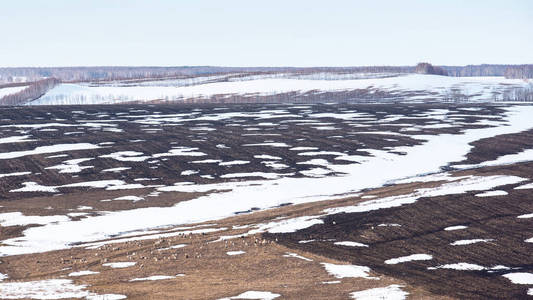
(1, 0, 532, 67)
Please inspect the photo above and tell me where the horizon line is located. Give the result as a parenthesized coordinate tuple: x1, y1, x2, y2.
(2, 63, 533, 69)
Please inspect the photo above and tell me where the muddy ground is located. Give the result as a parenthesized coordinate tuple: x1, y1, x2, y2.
(0, 103, 532, 299)
(271, 130, 533, 299)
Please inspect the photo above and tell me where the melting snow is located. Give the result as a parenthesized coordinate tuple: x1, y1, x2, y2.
(428, 263, 486, 271)
(218, 291, 281, 300)
(322, 280, 341, 284)
(377, 223, 401, 227)
(2, 106, 533, 256)
(158, 244, 187, 251)
(254, 154, 281, 160)
(334, 241, 368, 247)
(102, 167, 131, 173)
(444, 225, 468, 231)
(0, 171, 31, 178)
(181, 170, 199, 176)
(475, 190, 508, 197)
(0, 135, 36, 144)
(517, 213, 533, 219)
(515, 183, 533, 190)
(45, 158, 94, 174)
(219, 160, 250, 166)
(0, 143, 100, 160)
(100, 151, 150, 162)
(321, 263, 378, 279)
(9, 182, 59, 193)
(113, 196, 144, 202)
(153, 147, 206, 158)
(458, 149, 533, 170)
(130, 275, 183, 281)
(260, 216, 323, 234)
(226, 250, 246, 256)
(384, 254, 433, 265)
(350, 285, 408, 300)
(502, 272, 533, 284)
(243, 142, 290, 147)
(221, 172, 282, 179)
(82, 294, 127, 299)
(0, 279, 126, 299)
(102, 262, 136, 268)
(68, 270, 99, 277)
(450, 239, 493, 246)
(282, 252, 313, 261)
(290, 147, 318, 151)
(325, 175, 525, 215)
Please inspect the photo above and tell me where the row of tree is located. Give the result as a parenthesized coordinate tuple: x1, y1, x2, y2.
(1, 64, 532, 84)
(0, 78, 60, 105)
(503, 65, 533, 79)
(0, 66, 418, 83)
(501, 86, 533, 101)
(442, 64, 533, 79)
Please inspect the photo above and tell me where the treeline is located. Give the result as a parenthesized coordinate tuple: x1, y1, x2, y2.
(503, 65, 533, 79)
(0, 66, 224, 83)
(1, 64, 532, 84)
(501, 85, 533, 101)
(0, 78, 60, 105)
(0, 66, 416, 83)
(442, 64, 533, 79)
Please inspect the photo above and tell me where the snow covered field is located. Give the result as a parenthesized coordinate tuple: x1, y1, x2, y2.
(0, 85, 27, 98)
(29, 74, 532, 105)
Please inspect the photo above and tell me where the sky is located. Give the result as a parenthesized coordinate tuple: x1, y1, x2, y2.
(1, 0, 532, 67)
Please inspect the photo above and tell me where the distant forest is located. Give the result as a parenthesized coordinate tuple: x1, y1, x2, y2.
(0, 64, 531, 105)
(1, 64, 532, 84)
(0, 78, 59, 106)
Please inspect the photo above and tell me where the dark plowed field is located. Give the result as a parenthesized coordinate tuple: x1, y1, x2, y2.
(270, 130, 533, 299)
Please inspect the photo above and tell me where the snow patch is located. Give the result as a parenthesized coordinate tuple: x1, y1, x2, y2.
(428, 263, 486, 271)
(226, 251, 245, 256)
(450, 239, 493, 246)
(384, 254, 433, 265)
(282, 252, 313, 261)
(102, 262, 136, 268)
(218, 291, 281, 300)
(0, 143, 100, 159)
(334, 241, 368, 247)
(130, 275, 183, 281)
(350, 285, 408, 300)
(502, 272, 533, 284)
(321, 263, 378, 279)
(475, 190, 508, 197)
(68, 270, 99, 277)
(0, 279, 126, 299)
(517, 213, 533, 219)
(444, 225, 468, 231)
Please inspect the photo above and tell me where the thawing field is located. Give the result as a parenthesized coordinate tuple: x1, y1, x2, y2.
(0, 86, 28, 99)
(1, 103, 533, 299)
(29, 74, 532, 105)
